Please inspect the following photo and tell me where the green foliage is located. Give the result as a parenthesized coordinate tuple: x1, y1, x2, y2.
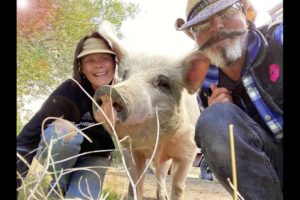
(102, 189, 124, 200)
(17, 0, 140, 130)
(111, 150, 123, 167)
(17, 112, 23, 135)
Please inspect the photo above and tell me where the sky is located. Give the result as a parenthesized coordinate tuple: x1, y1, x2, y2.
(121, 0, 283, 57)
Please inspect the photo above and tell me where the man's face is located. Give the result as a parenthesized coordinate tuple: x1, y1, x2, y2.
(190, 3, 248, 68)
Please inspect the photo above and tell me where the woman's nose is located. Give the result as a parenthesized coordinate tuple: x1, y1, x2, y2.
(95, 60, 103, 68)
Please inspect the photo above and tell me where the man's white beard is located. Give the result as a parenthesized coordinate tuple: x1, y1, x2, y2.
(201, 32, 249, 68)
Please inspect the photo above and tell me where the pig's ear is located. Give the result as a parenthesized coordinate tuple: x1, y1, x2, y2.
(180, 51, 210, 94)
(98, 20, 128, 63)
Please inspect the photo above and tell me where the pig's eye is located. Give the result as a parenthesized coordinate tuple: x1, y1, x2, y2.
(122, 70, 128, 80)
(154, 74, 171, 94)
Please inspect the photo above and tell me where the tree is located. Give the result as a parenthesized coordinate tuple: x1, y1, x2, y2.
(17, 0, 140, 133)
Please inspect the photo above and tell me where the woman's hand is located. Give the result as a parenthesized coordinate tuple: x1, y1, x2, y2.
(53, 119, 78, 142)
(208, 84, 233, 106)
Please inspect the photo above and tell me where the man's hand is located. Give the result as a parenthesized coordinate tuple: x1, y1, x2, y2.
(208, 84, 233, 106)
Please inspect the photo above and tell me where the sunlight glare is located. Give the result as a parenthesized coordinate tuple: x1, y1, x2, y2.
(18, 0, 29, 10)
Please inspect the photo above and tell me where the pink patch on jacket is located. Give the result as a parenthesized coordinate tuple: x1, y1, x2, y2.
(269, 64, 279, 83)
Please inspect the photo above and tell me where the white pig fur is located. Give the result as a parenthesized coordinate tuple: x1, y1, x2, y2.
(93, 21, 203, 200)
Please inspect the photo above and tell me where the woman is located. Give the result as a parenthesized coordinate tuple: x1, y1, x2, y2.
(17, 31, 117, 199)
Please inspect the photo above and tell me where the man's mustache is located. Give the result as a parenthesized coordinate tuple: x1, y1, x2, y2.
(199, 31, 246, 51)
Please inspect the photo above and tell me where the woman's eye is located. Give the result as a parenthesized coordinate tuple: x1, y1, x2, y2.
(103, 58, 108, 61)
(84, 59, 93, 64)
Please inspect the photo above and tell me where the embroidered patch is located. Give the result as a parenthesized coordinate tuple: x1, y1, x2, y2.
(269, 64, 279, 83)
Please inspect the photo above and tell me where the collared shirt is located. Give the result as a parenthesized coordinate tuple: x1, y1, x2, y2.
(200, 26, 283, 140)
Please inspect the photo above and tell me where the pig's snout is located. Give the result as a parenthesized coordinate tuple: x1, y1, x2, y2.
(93, 85, 129, 122)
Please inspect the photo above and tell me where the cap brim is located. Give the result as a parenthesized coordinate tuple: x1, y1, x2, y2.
(177, 0, 238, 30)
(77, 49, 116, 58)
(175, 18, 194, 39)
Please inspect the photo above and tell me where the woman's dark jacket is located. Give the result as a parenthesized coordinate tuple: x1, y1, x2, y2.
(17, 79, 114, 185)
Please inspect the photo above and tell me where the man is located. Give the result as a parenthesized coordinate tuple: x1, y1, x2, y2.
(175, 0, 283, 199)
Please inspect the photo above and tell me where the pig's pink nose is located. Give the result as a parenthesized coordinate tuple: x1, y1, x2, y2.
(93, 85, 129, 122)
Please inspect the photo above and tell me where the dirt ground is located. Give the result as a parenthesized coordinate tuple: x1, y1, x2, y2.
(102, 168, 232, 200)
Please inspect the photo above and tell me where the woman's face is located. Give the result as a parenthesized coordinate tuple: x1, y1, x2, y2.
(81, 53, 115, 91)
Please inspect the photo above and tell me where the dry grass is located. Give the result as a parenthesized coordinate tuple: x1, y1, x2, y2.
(17, 77, 161, 200)
(17, 150, 126, 200)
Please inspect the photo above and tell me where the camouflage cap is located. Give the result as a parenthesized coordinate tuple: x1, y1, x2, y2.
(176, 0, 239, 31)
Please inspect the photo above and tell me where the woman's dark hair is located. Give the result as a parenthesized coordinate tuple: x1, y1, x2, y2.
(72, 31, 116, 85)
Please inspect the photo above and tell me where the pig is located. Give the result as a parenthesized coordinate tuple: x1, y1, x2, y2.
(92, 22, 207, 200)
